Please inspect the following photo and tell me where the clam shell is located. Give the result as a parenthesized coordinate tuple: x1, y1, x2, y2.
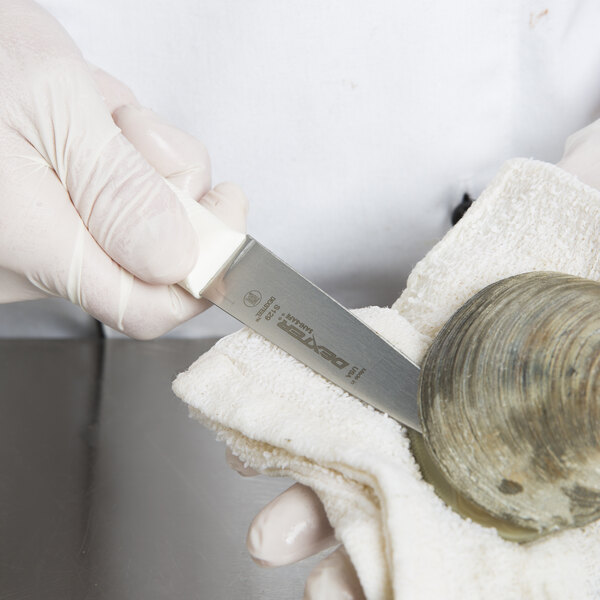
(419, 272, 600, 536)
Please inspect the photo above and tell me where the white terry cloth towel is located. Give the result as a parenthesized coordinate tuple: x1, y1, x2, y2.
(173, 159, 600, 600)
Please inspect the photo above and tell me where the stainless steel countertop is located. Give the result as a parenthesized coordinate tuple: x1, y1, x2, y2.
(0, 340, 322, 599)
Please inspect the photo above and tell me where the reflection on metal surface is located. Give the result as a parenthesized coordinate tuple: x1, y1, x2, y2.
(0, 340, 315, 599)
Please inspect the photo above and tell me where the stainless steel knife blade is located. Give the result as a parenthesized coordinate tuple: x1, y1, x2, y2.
(202, 236, 422, 431)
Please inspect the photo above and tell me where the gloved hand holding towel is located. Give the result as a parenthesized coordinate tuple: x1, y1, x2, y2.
(173, 137, 600, 598)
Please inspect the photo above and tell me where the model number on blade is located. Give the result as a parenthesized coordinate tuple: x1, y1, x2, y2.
(264, 305, 280, 321)
(254, 296, 278, 322)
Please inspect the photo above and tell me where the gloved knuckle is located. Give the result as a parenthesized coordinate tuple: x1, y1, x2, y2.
(122, 322, 164, 341)
(215, 182, 249, 214)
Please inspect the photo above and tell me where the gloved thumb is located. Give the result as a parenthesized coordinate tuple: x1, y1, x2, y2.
(37, 67, 199, 285)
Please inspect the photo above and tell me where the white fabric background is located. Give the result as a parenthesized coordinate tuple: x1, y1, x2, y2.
(2, 0, 600, 337)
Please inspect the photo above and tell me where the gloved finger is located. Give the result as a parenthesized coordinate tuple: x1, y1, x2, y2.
(32, 63, 198, 285)
(91, 68, 246, 233)
(84, 254, 210, 339)
(0, 146, 208, 338)
(246, 483, 337, 567)
(200, 182, 249, 233)
(112, 104, 212, 201)
(90, 62, 205, 191)
(0, 267, 47, 303)
(88, 64, 141, 114)
(304, 546, 365, 600)
(225, 446, 259, 477)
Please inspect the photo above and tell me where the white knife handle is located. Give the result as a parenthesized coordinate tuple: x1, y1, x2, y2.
(176, 194, 247, 299)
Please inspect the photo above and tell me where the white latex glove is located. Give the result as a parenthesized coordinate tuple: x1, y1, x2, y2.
(0, 0, 247, 338)
(233, 117, 600, 600)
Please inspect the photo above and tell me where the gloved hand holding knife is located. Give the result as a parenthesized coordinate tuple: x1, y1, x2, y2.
(0, 0, 247, 339)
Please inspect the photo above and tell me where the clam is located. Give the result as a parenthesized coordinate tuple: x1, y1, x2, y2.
(413, 271, 600, 541)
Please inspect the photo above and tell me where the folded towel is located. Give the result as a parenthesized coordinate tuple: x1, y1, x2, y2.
(173, 159, 600, 600)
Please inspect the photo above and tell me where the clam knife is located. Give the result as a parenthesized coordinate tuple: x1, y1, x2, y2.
(178, 199, 422, 431)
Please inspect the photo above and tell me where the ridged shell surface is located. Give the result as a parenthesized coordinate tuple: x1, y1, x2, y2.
(419, 272, 600, 535)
